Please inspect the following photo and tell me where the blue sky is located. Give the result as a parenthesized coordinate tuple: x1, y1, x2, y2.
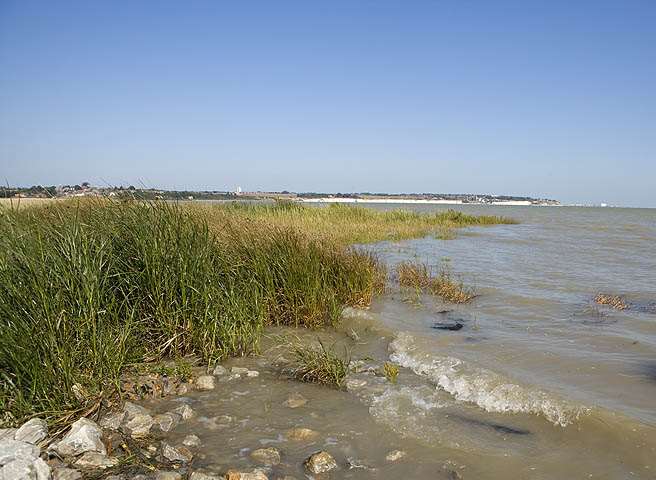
(1, 1, 654, 206)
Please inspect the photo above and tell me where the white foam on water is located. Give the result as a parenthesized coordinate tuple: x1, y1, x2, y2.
(389, 332, 589, 427)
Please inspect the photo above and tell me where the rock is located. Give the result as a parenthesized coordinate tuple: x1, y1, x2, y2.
(344, 378, 367, 391)
(99, 411, 126, 431)
(0, 457, 50, 480)
(189, 472, 222, 480)
(123, 401, 149, 419)
(53, 417, 106, 457)
(74, 451, 118, 469)
(153, 412, 181, 433)
(385, 450, 406, 462)
(52, 467, 83, 480)
(177, 383, 190, 395)
(182, 434, 201, 447)
(173, 404, 194, 420)
(0, 438, 40, 465)
(230, 367, 249, 375)
(155, 471, 183, 480)
(14, 419, 48, 445)
(0, 430, 17, 442)
(431, 322, 464, 331)
(245, 370, 259, 378)
(212, 365, 227, 376)
(225, 469, 268, 480)
(121, 412, 153, 438)
(285, 428, 318, 442)
(305, 451, 337, 474)
(250, 447, 280, 466)
(196, 375, 216, 390)
(161, 442, 193, 463)
(282, 393, 307, 408)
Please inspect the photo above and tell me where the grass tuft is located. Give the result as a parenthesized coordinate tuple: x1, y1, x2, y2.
(383, 362, 399, 383)
(594, 293, 628, 310)
(396, 261, 474, 303)
(290, 340, 350, 388)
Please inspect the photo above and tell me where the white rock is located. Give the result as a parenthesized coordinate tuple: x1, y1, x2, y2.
(53, 417, 106, 457)
(99, 411, 126, 431)
(245, 370, 259, 378)
(0, 430, 17, 442)
(305, 451, 337, 474)
(173, 404, 194, 420)
(74, 451, 118, 469)
(182, 434, 201, 447)
(0, 457, 50, 480)
(344, 378, 367, 391)
(153, 412, 181, 432)
(195, 375, 215, 390)
(13, 419, 47, 445)
(52, 467, 83, 480)
(212, 365, 227, 376)
(230, 367, 249, 375)
(0, 438, 40, 466)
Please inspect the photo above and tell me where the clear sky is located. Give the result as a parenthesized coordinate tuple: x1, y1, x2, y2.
(1, 1, 654, 206)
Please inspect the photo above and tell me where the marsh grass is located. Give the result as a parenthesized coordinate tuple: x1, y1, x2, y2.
(594, 294, 628, 310)
(0, 200, 380, 425)
(202, 201, 516, 245)
(396, 261, 474, 303)
(0, 199, 508, 426)
(290, 339, 350, 388)
(383, 362, 399, 384)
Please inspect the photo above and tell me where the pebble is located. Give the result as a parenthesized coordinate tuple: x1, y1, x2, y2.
(14, 418, 48, 445)
(121, 412, 154, 439)
(154, 412, 181, 432)
(161, 442, 193, 463)
(305, 451, 337, 474)
(225, 469, 269, 480)
(245, 370, 259, 378)
(189, 472, 223, 480)
(212, 365, 227, 376)
(285, 428, 319, 442)
(173, 404, 195, 420)
(182, 434, 202, 447)
(282, 393, 307, 408)
(99, 411, 126, 431)
(154, 471, 183, 480)
(73, 451, 118, 469)
(196, 375, 216, 390)
(250, 447, 280, 466)
(52, 467, 83, 480)
(231, 367, 249, 375)
(385, 450, 407, 462)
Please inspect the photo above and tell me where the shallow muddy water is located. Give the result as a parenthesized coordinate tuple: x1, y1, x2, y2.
(151, 205, 656, 479)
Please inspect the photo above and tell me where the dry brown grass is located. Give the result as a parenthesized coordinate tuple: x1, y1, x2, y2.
(396, 261, 474, 303)
(594, 294, 628, 310)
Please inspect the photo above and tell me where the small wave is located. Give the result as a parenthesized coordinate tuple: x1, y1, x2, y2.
(389, 332, 589, 426)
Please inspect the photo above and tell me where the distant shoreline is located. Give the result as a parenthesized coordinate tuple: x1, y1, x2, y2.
(299, 197, 548, 206)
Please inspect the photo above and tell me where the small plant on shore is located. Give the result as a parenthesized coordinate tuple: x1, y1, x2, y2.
(396, 261, 474, 303)
(594, 294, 628, 310)
(290, 340, 350, 389)
(383, 362, 399, 383)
